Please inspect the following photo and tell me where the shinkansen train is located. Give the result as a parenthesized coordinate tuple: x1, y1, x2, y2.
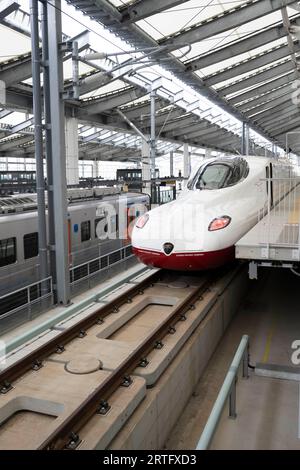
(0, 188, 150, 301)
(132, 156, 295, 271)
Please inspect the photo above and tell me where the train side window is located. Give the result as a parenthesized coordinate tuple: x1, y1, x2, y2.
(0, 237, 17, 267)
(24, 232, 39, 259)
(81, 220, 91, 242)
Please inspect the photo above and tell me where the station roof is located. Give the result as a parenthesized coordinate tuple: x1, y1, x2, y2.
(0, 0, 299, 160)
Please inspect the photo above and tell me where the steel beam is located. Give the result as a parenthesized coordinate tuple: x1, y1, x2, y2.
(219, 60, 294, 97)
(0, 0, 19, 19)
(47, 0, 70, 305)
(204, 44, 298, 87)
(184, 19, 299, 72)
(10, 117, 34, 134)
(237, 84, 292, 112)
(120, 0, 187, 23)
(159, 0, 297, 50)
(246, 95, 293, 119)
(228, 72, 295, 106)
(84, 87, 146, 114)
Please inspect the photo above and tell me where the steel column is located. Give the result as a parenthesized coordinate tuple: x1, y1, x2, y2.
(183, 142, 190, 180)
(241, 122, 249, 156)
(30, 0, 48, 286)
(41, 0, 56, 290)
(170, 150, 174, 177)
(150, 88, 156, 179)
(46, 0, 70, 305)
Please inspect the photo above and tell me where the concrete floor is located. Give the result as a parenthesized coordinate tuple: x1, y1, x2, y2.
(166, 267, 300, 450)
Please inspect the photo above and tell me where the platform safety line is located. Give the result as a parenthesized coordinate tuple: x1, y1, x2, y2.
(262, 325, 276, 364)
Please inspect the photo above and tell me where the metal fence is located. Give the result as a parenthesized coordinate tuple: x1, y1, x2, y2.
(0, 245, 134, 332)
(70, 244, 134, 289)
(257, 177, 300, 249)
(0, 277, 53, 332)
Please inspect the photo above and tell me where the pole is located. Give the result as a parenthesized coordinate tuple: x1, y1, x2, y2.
(41, 0, 56, 293)
(46, 0, 70, 305)
(30, 0, 48, 287)
(150, 88, 156, 179)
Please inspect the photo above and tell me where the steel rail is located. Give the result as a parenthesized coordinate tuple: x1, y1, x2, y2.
(0, 270, 162, 394)
(38, 276, 214, 450)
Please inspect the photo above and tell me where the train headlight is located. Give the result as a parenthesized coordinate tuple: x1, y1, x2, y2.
(208, 216, 231, 231)
(136, 213, 149, 229)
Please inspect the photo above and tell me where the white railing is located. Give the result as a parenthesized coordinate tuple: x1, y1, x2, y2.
(0, 276, 53, 321)
(0, 245, 134, 324)
(257, 177, 300, 250)
(196, 335, 250, 450)
(70, 244, 133, 287)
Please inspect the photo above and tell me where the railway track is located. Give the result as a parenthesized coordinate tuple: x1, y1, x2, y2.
(0, 269, 222, 450)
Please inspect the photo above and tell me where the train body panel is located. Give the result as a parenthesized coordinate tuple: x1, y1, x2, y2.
(132, 156, 295, 271)
(0, 191, 149, 297)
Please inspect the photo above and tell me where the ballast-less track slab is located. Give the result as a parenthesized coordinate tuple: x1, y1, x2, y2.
(0, 267, 243, 450)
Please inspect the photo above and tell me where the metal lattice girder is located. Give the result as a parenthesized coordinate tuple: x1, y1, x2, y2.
(83, 87, 147, 114)
(158, 0, 298, 51)
(228, 71, 295, 105)
(237, 83, 292, 111)
(218, 59, 294, 98)
(184, 16, 300, 72)
(0, 0, 19, 19)
(119, 0, 188, 24)
(203, 43, 300, 87)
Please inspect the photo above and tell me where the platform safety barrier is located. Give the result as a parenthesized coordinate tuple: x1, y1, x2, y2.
(196, 335, 250, 450)
(257, 176, 300, 250)
(0, 245, 134, 329)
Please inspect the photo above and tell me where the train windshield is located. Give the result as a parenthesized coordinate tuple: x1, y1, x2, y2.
(187, 158, 249, 190)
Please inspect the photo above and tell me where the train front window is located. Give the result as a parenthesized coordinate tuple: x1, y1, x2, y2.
(0, 237, 16, 267)
(188, 158, 249, 191)
(196, 164, 231, 190)
(24, 232, 39, 259)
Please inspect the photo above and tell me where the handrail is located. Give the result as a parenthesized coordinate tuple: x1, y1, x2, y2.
(196, 334, 250, 450)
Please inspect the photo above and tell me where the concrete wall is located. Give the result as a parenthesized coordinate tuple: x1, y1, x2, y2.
(110, 266, 249, 449)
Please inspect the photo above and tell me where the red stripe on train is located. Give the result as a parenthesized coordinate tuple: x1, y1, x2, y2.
(132, 246, 235, 271)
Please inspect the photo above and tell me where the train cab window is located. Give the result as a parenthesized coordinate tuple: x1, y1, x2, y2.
(24, 232, 39, 259)
(189, 158, 249, 191)
(81, 220, 91, 242)
(0, 237, 16, 267)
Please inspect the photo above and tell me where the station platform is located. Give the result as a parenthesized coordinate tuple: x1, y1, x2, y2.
(236, 183, 300, 269)
(166, 269, 300, 450)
